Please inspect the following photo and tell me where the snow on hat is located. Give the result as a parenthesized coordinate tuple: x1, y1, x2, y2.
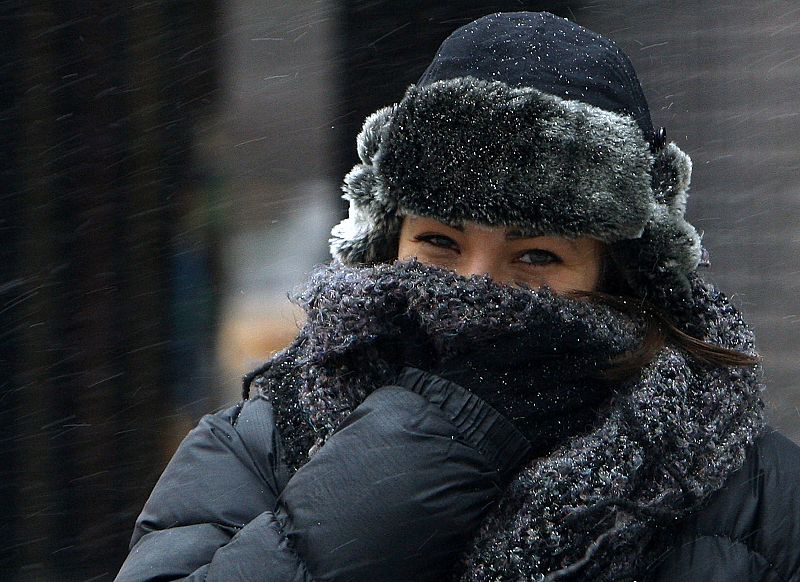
(330, 12, 702, 308)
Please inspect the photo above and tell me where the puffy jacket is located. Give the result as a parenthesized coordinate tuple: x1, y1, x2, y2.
(649, 428, 800, 581)
(116, 368, 800, 581)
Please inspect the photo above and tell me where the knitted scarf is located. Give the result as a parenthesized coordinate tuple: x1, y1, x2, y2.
(247, 260, 764, 581)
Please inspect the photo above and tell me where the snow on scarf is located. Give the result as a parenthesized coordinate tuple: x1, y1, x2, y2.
(246, 260, 764, 580)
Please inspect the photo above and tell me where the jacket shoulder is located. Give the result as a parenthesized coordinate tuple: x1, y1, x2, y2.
(649, 428, 800, 581)
(132, 396, 289, 547)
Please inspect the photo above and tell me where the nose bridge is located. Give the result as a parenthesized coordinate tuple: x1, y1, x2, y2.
(448, 227, 508, 281)
(459, 246, 501, 280)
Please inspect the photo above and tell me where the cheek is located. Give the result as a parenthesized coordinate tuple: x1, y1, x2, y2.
(529, 259, 602, 294)
(505, 267, 547, 289)
(396, 236, 412, 260)
(557, 242, 604, 293)
(396, 224, 420, 260)
(558, 259, 602, 293)
(576, 266, 602, 292)
(397, 235, 455, 267)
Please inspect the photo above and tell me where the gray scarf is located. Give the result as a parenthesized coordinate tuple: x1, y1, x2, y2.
(247, 260, 764, 580)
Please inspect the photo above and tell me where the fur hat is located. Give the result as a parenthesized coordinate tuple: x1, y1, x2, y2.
(330, 12, 702, 310)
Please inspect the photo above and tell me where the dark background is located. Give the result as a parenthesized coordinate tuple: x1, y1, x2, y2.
(2, 1, 798, 579)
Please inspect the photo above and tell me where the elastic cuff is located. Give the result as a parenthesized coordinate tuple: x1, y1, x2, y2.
(394, 367, 532, 483)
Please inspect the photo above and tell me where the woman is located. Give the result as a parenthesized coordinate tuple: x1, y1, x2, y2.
(117, 12, 800, 581)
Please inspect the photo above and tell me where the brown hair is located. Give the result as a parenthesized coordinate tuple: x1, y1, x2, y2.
(578, 290, 761, 382)
(576, 254, 760, 382)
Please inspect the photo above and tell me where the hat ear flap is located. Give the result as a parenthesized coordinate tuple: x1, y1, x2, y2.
(330, 106, 400, 264)
(613, 207, 702, 296)
(611, 142, 702, 314)
(651, 142, 692, 211)
(648, 143, 702, 276)
(356, 105, 395, 164)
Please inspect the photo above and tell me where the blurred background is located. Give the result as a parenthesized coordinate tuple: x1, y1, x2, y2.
(2, 0, 798, 579)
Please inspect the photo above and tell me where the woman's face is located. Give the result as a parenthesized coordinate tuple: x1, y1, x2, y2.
(398, 216, 604, 293)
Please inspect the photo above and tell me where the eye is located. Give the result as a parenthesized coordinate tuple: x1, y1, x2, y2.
(517, 249, 561, 265)
(414, 234, 460, 252)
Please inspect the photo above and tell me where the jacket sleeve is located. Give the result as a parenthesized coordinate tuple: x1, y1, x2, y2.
(116, 367, 531, 582)
(647, 429, 800, 582)
(115, 393, 304, 581)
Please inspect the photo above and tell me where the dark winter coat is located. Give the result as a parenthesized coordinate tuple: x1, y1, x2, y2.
(116, 367, 800, 581)
(117, 262, 800, 581)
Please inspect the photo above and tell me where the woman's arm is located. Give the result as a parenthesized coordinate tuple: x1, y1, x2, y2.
(116, 397, 296, 581)
(116, 369, 531, 582)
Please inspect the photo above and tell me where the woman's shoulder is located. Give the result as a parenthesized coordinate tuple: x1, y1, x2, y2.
(648, 428, 800, 580)
(698, 428, 800, 536)
(178, 396, 287, 484)
(130, 397, 289, 549)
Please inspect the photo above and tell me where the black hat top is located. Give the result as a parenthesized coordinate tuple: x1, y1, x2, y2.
(418, 12, 655, 143)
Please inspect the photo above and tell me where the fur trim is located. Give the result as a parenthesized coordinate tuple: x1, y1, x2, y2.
(330, 106, 400, 264)
(610, 143, 701, 316)
(329, 78, 701, 311)
(381, 78, 653, 240)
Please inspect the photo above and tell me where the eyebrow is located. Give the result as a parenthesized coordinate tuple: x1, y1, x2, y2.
(505, 229, 579, 248)
(415, 219, 468, 233)
(439, 223, 534, 238)
(410, 218, 579, 249)
(505, 228, 532, 240)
